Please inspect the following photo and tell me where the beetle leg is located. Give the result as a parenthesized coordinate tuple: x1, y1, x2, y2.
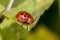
(22, 23, 28, 31)
(34, 16, 38, 21)
(27, 24, 28, 31)
(22, 23, 23, 26)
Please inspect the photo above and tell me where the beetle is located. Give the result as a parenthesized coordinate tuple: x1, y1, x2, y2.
(16, 11, 34, 30)
(16, 11, 34, 24)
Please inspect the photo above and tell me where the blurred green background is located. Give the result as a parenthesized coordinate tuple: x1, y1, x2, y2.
(0, 0, 60, 40)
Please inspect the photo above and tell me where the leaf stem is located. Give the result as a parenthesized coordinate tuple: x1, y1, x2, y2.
(5, 0, 14, 11)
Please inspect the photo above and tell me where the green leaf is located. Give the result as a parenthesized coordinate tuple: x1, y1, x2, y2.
(2, 0, 54, 31)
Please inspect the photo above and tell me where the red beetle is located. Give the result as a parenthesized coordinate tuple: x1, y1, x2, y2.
(16, 11, 34, 24)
